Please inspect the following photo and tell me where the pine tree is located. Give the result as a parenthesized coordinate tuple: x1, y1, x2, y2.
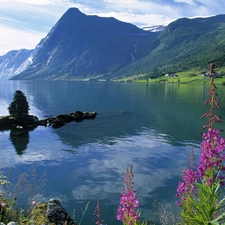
(8, 90, 30, 118)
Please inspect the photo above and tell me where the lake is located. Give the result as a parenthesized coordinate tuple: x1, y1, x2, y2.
(0, 80, 225, 224)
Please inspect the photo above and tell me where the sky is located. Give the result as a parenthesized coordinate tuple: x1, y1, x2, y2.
(0, 0, 225, 56)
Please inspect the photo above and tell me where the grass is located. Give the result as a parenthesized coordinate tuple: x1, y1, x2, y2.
(109, 65, 225, 84)
(128, 69, 225, 85)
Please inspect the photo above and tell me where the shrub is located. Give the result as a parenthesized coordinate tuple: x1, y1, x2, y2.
(8, 90, 30, 118)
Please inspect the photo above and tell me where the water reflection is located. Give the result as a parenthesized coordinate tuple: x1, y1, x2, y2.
(1, 81, 224, 145)
(1, 81, 225, 224)
(9, 129, 30, 155)
(42, 129, 198, 225)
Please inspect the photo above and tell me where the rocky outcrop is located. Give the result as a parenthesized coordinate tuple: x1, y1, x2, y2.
(0, 116, 16, 129)
(46, 198, 77, 225)
(0, 111, 97, 131)
(38, 111, 97, 129)
(1, 199, 77, 225)
(0, 115, 38, 131)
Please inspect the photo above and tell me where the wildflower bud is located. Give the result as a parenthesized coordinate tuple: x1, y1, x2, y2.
(201, 112, 209, 118)
(202, 125, 209, 130)
(204, 99, 210, 105)
(32, 201, 36, 206)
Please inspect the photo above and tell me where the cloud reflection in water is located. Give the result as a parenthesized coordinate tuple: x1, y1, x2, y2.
(0, 124, 200, 223)
(70, 129, 199, 207)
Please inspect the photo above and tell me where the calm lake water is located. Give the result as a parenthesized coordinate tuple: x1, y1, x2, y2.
(1, 80, 225, 224)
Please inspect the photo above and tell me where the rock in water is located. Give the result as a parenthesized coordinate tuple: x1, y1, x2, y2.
(46, 198, 77, 225)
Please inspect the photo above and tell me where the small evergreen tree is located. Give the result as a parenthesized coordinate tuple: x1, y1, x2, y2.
(8, 90, 30, 118)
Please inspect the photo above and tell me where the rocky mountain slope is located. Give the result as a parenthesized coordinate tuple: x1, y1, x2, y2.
(0, 39, 44, 79)
(0, 49, 33, 79)
(13, 8, 158, 80)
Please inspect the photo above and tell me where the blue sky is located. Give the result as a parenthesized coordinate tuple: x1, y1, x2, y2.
(0, 0, 225, 55)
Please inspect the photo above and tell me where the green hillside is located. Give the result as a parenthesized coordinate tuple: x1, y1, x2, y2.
(112, 15, 225, 81)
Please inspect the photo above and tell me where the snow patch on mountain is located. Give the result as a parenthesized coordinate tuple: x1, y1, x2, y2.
(0, 49, 32, 79)
(142, 25, 165, 32)
(0, 38, 45, 79)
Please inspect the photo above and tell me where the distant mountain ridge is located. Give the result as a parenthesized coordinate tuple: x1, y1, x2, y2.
(1, 8, 225, 81)
(0, 49, 32, 79)
(0, 38, 44, 79)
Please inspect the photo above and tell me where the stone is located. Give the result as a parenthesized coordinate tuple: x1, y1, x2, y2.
(38, 111, 97, 129)
(46, 198, 77, 225)
(0, 110, 97, 131)
(0, 116, 16, 130)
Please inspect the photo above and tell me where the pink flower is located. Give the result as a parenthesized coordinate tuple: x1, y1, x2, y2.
(176, 168, 198, 206)
(31, 201, 36, 206)
(198, 129, 225, 179)
(117, 165, 140, 223)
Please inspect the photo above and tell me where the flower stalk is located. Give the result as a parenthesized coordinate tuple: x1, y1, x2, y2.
(117, 165, 140, 225)
(93, 199, 105, 225)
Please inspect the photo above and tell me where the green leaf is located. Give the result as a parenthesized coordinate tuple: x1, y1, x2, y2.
(210, 220, 220, 225)
(211, 212, 225, 222)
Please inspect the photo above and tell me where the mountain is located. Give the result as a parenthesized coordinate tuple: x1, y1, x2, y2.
(0, 49, 33, 79)
(10, 9, 225, 81)
(114, 15, 225, 79)
(13, 8, 159, 80)
(0, 38, 44, 79)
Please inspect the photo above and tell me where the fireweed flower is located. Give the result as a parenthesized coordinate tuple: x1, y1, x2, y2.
(198, 128, 225, 181)
(117, 165, 140, 225)
(176, 129, 225, 203)
(176, 64, 225, 223)
(176, 168, 198, 206)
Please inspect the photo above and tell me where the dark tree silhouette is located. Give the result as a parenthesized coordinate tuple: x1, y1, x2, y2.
(10, 130, 29, 155)
(8, 90, 30, 118)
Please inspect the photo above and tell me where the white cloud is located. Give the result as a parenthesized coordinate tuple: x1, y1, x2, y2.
(103, 0, 172, 15)
(13, 0, 52, 5)
(0, 0, 61, 5)
(99, 0, 194, 27)
(0, 25, 45, 55)
(97, 11, 173, 27)
(174, 0, 196, 6)
(196, 0, 225, 14)
(0, 0, 75, 55)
